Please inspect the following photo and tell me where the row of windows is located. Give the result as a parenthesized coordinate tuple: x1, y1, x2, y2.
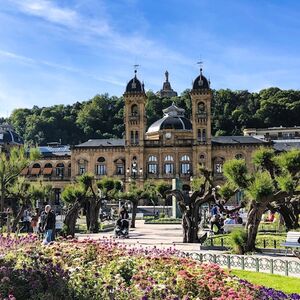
(31, 163, 70, 177)
(147, 163, 191, 175)
(148, 155, 190, 162)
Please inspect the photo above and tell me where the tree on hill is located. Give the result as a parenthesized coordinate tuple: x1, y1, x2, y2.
(5, 87, 300, 145)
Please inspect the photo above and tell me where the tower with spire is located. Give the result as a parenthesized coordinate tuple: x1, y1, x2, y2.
(190, 63, 212, 174)
(123, 66, 147, 186)
(157, 70, 178, 98)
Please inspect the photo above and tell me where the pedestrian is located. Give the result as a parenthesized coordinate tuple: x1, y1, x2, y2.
(22, 208, 31, 233)
(41, 205, 56, 245)
(31, 208, 39, 234)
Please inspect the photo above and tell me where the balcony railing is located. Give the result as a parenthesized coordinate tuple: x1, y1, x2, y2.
(129, 114, 140, 122)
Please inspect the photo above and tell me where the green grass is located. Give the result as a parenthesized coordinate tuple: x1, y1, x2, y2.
(229, 269, 300, 294)
(144, 217, 181, 224)
(204, 233, 286, 249)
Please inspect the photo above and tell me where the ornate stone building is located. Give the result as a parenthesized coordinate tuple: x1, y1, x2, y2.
(23, 68, 269, 203)
(70, 68, 267, 191)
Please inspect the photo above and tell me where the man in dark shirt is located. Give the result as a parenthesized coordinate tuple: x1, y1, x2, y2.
(41, 205, 56, 244)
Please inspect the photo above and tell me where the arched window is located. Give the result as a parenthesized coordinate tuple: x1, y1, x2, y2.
(202, 129, 206, 142)
(131, 104, 138, 116)
(78, 159, 87, 175)
(197, 128, 206, 142)
(198, 102, 205, 113)
(130, 130, 139, 145)
(56, 163, 64, 177)
(180, 155, 191, 175)
(114, 158, 125, 175)
(43, 163, 53, 176)
(214, 157, 224, 175)
(148, 155, 157, 162)
(180, 155, 190, 161)
(148, 155, 158, 175)
(235, 153, 244, 160)
(68, 163, 71, 177)
(165, 155, 174, 161)
(164, 155, 174, 174)
(199, 154, 206, 167)
(31, 163, 41, 176)
(96, 157, 106, 176)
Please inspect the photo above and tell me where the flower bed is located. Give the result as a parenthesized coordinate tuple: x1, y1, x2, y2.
(0, 235, 299, 300)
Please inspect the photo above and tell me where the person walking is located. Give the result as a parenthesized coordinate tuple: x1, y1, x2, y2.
(21, 208, 31, 233)
(41, 205, 56, 245)
(31, 208, 39, 234)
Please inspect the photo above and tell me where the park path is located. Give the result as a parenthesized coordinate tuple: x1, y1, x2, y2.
(76, 220, 300, 277)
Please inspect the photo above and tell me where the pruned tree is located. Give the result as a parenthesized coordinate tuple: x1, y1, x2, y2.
(61, 183, 86, 237)
(7, 178, 49, 232)
(222, 148, 300, 252)
(0, 146, 40, 212)
(166, 171, 216, 243)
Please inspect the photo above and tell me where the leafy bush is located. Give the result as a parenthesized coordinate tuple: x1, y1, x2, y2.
(230, 229, 247, 254)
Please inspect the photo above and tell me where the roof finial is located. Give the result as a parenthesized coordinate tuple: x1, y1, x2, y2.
(133, 64, 140, 78)
(197, 60, 203, 76)
(165, 70, 169, 82)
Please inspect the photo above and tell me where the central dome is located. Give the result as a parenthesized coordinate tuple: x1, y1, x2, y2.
(147, 103, 192, 133)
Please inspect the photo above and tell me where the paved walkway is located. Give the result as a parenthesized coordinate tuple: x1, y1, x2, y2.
(77, 220, 299, 259)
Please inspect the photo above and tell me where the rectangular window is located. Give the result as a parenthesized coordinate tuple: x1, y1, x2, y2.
(181, 163, 190, 175)
(130, 131, 134, 145)
(79, 165, 85, 175)
(56, 167, 64, 177)
(116, 165, 124, 175)
(164, 163, 174, 174)
(202, 129, 206, 142)
(148, 164, 157, 174)
(135, 131, 139, 144)
(197, 129, 201, 140)
(215, 163, 223, 174)
(96, 164, 106, 175)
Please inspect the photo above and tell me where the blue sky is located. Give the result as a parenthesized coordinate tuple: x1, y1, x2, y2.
(1, 0, 300, 117)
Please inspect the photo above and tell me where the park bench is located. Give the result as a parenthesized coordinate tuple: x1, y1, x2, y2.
(281, 231, 300, 255)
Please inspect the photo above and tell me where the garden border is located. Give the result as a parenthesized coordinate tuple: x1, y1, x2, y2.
(183, 252, 300, 277)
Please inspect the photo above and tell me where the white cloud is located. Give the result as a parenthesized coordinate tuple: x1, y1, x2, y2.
(7, 0, 191, 65)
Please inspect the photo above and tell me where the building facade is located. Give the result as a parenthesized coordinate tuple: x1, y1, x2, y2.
(20, 68, 271, 203)
(70, 68, 267, 191)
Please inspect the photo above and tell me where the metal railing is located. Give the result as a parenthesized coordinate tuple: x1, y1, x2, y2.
(203, 237, 285, 249)
(183, 252, 300, 277)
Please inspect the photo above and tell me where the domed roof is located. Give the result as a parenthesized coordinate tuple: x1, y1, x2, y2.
(192, 68, 210, 90)
(0, 124, 23, 145)
(147, 103, 192, 133)
(125, 70, 144, 93)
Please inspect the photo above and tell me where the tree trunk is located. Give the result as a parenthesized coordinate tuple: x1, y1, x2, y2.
(0, 182, 5, 212)
(11, 204, 26, 232)
(85, 201, 90, 230)
(64, 202, 80, 237)
(131, 202, 138, 228)
(277, 204, 299, 230)
(94, 200, 101, 233)
(88, 198, 98, 233)
(182, 214, 191, 243)
(245, 203, 267, 252)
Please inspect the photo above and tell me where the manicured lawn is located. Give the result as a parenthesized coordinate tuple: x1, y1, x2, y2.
(229, 269, 300, 294)
(205, 232, 286, 249)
